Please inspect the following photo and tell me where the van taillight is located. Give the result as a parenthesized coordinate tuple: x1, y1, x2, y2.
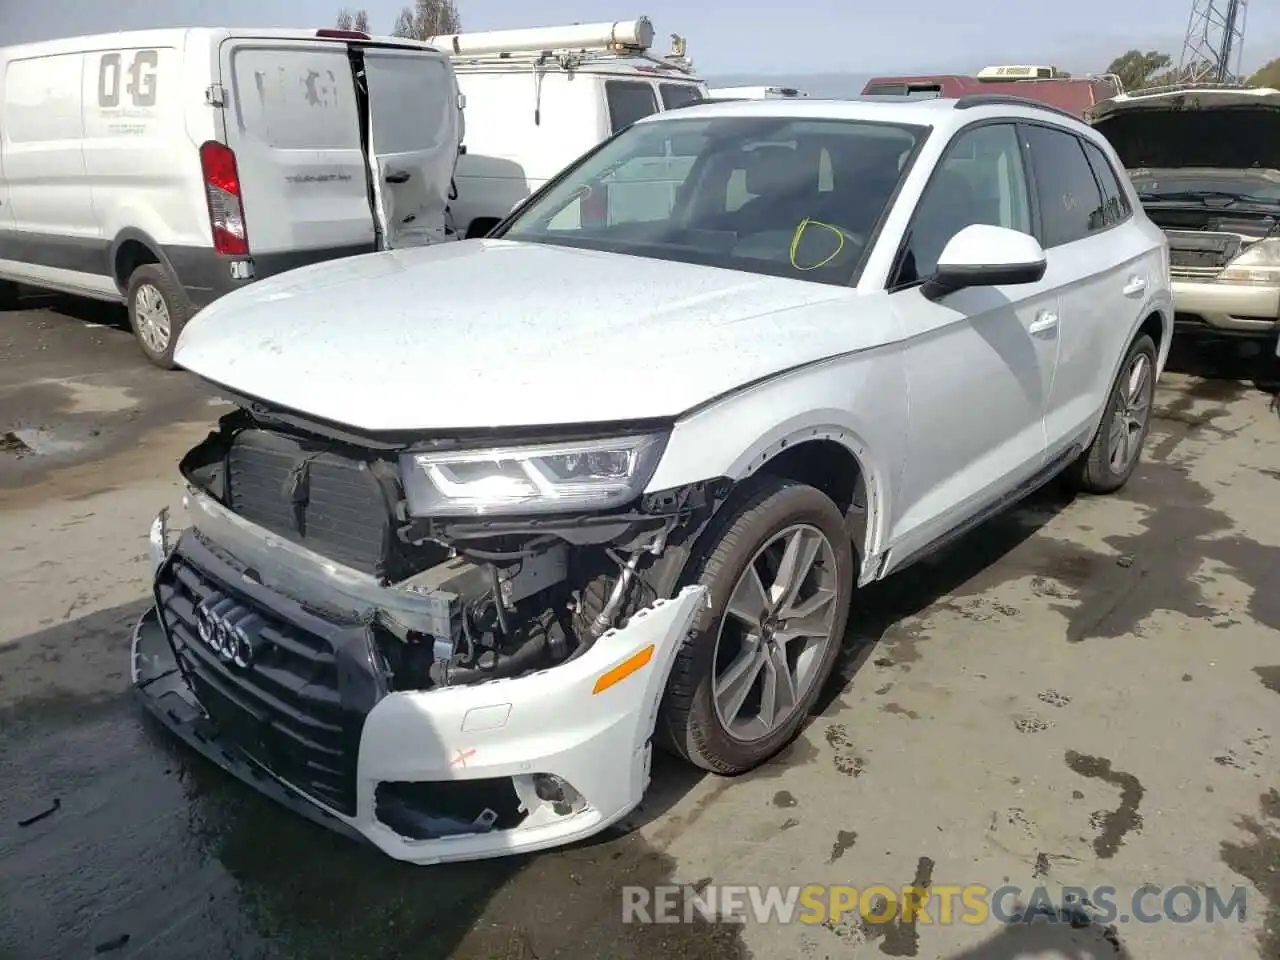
(581, 185, 608, 226)
(199, 141, 249, 256)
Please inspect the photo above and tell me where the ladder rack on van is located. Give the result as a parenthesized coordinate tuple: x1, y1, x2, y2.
(427, 17, 695, 75)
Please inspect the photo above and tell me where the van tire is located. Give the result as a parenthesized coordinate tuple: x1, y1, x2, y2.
(127, 264, 192, 369)
(0, 280, 20, 310)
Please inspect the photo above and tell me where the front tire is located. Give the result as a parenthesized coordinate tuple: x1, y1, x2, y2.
(127, 264, 192, 369)
(657, 477, 855, 774)
(0, 279, 20, 310)
(1066, 333, 1157, 495)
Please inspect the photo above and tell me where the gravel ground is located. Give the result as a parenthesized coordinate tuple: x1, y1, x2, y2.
(1, 298, 1278, 960)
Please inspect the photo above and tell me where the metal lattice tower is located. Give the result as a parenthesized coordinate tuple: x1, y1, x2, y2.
(1179, 0, 1249, 82)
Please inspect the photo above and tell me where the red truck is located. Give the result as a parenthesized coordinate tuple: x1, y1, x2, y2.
(862, 64, 1121, 117)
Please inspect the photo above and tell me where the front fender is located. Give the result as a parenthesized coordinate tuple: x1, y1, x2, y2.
(644, 348, 909, 581)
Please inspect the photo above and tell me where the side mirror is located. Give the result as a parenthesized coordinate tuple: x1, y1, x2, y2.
(921, 224, 1047, 302)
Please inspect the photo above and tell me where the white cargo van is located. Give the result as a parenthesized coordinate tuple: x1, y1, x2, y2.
(428, 18, 707, 239)
(0, 27, 463, 366)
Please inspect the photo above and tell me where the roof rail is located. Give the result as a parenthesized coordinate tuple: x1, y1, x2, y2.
(953, 93, 1081, 121)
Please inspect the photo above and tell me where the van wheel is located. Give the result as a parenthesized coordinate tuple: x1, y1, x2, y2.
(0, 280, 20, 310)
(1066, 333, 1157, 494)
(657, 476, 854, 774)
(127, 264, 192, 369)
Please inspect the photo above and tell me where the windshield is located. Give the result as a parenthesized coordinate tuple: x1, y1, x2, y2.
(1132, 174, 1280, 205)
(499, 114, 926, 286)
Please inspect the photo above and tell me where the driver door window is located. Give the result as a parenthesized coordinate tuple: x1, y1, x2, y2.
(892, 123, 1031, 288)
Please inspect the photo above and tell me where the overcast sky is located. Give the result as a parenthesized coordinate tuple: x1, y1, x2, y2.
(1, 0, 1275, 77)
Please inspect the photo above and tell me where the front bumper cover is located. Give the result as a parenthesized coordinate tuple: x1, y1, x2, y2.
(1172, 278, 1280, 334)
(133, 509, 709, 865)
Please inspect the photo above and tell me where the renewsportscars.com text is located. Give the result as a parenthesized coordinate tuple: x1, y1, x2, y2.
(621, 883, 1248, 926)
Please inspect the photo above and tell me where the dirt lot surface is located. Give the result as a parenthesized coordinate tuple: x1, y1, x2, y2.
(1, 298, 1278, 960)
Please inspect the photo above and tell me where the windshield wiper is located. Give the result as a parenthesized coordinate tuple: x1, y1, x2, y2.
(1142, 189, 1277, 206)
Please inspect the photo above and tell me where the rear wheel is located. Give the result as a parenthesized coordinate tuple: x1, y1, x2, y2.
(127, 264, 192, 369)
(1066, 333, 1157, 495)
(657, 476, 854, 774)
(0, 280, 20, 310)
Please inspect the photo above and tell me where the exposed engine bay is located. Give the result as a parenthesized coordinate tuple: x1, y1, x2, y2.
(175, 404, 731, 693)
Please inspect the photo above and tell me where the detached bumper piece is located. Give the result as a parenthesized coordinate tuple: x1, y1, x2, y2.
(133, 523, 710, 864)
(151, 533, 375, 817)
(132, 605, 370, 847)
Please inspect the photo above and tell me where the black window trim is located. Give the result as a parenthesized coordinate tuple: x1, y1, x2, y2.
(846, 121, 933, 289)
(885, 117, 1039, 293)
(1014, 119, 1119, 248)
(604, 78, 660, 135)
(1077, 134, 1134, 230)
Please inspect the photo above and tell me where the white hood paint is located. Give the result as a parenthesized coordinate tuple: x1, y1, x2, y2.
(176, 240, 883, 432)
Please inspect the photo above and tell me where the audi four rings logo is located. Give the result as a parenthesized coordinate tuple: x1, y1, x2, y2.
(194, 600, 255, 668)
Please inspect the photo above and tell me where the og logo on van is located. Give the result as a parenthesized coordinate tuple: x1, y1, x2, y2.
(97, 49, 160, 109)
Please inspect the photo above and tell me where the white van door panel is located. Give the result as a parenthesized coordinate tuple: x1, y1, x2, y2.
(2, 52, 102, 264)
(80, 44, 206, 252)
(364, 49, 459, 248)
(221, 39, 375, 257)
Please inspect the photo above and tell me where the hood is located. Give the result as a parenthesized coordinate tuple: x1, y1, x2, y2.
(175, 240, 871, 433)
(1089, 87, 1280, 171)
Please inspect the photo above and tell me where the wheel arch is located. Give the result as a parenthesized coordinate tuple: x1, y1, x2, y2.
(1080, 298, 1171, 453)
(108, 228, 179, 296)
(652, 411, 894, 588)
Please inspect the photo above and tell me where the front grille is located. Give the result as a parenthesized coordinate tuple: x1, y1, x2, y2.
(156, 543, 375, 816)
(226, 429, 394, 576)
(1165, 229, 1242, 278)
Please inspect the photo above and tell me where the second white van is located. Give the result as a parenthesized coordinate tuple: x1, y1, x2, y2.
(429, 18, 707, 239)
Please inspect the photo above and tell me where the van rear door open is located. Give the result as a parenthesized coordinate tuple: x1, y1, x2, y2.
(220, 37, 377, 266)
(363, 49, 460, 248)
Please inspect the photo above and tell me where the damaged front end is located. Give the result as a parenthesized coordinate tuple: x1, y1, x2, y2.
(132, 404, 720, 863)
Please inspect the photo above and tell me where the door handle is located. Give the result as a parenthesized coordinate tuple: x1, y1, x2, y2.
(385, 170, 411, 184)
(1122, 276, 1146, 297)
(1028, 310, 1058, 335)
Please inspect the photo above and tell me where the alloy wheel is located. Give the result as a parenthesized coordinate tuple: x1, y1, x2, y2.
(712, 523, 840, 742)
(1107, 352, 1152, 473)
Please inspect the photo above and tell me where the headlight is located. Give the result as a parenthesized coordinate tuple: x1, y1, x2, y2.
(400, 433, 668, 516)
(1218, 237, 1280, 284)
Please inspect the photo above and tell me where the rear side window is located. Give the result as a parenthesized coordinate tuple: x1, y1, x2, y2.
(1080, 138, 1132, 227)
(605, 81, 658, 134)
(659, 83, 702, 109)
(1020, 124, 1106, 247)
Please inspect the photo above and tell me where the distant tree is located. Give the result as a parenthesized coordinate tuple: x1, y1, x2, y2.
(1148, 60, 1228, 86)
(1248, 57, 1280, 88)
(1105, 50, 1173, 91)
(335, 8, 371, 32)
(391, 0, 460, 39)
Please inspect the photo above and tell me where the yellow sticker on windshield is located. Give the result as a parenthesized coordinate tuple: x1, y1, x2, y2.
(789, 218, 845, 271)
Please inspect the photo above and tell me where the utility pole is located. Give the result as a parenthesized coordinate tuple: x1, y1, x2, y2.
(1179, 0, 1249, 83)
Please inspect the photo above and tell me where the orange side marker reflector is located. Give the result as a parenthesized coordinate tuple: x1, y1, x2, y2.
(592, 645, 655, 694)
